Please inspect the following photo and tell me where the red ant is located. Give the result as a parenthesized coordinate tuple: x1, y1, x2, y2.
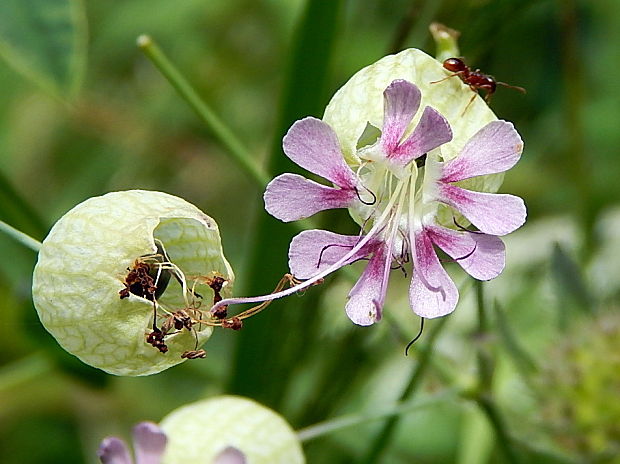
(432, 57, 525, 113)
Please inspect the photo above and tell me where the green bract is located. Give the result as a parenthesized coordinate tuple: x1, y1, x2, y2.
(32, 190, 234, 376)
(160, 396, 305, 464)
(323, 48, 502, 196)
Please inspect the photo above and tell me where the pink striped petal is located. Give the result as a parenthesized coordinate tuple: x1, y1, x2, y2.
(345, 243, 391, 326)
(441, 121, 523, 182)
(283, 117, 358, 188)
(264, 173, 357, 222)
(426, 225, 505, 280)
(381, 80, 421, 153)
(98, 438, 132, 464)
(390, 106, 453, 165)
(133, 422, 167, 464)
(438, 184, 526, 236)
(288, 230, 378, 279)
(409, 230, 458, 318)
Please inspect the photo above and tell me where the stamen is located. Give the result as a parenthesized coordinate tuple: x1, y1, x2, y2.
(209, 182, 407, 314)
(318, 243, 355, 268)
(354, 185, 377, 206)
(452, 217, 482, 234)
(405, 317, 425, 356)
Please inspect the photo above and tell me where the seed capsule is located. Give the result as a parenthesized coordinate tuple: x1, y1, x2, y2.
(32, 190, 234, 376)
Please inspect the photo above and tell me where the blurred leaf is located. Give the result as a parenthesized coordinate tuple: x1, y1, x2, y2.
(550, 242, 593, 324)
(0, 0, 87, 98)
(494, 302, 538, 377)
(228, 0, 344, 408)
(456, 406, 494, 464)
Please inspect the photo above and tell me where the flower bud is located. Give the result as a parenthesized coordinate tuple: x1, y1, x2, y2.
(32, 190, 234, 376)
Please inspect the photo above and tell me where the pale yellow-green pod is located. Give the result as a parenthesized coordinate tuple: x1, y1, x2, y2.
(32, 190, 234, 376)
(160, 396, 304, 464)
(322, 48, 503, 196)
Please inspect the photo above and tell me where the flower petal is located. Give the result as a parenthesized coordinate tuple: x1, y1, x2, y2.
(97, 438, 133, 464)
(133, 422, 167, 464)
(391, 106, 453, 165)
(381, 80, 421, 153)
(345, 243, 392, 326)
(264, 173, 357, 222)
(426, 225, 505, 280)
(441, 121, 523, 182)
(283, 117, 358, 187)
(409, 229, 458, 318)
(213, 446, 247, 464)
(437, 184, 526, 236)
(288, 229, 378, 279)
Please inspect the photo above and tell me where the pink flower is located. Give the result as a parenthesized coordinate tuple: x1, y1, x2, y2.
(212, 80, 525, 325)
(98, 422, 167, 464)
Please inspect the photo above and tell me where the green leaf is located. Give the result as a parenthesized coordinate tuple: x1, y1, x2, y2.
(0, 0, 87, 98)
(550, 243, 594, 326)
(494, 302, 538, 377)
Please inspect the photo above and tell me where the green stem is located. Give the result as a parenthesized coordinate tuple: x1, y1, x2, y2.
(0, 352, 52, 392)
(296, 389, 458, 443)
(361, 316, 449, 464)
(474, 281, 519, 464)
(0, 219, 42, 252)
(477, 396, 520, 464)
(136, 35, 269, 188)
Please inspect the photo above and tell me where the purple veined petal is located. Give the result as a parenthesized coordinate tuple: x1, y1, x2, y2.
(283, 117, 358, 188)
(380, 80, 421, 153)
(288, 229, 379, 280)
(426, 225, 505, 280)
(441, 121, 523, 183)
(345, 242, 392, 326)
(437, 184, 527, 236)
(264, 173, 357, 222)
(409, 229, 458, 318)
(213, 446, 247, 464)
(98, 437, 133, 464)
(389, 106, 453, 165)
(132, 422, 167, 464)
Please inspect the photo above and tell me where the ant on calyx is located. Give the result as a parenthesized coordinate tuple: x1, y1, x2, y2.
(432, 57, 526, 114)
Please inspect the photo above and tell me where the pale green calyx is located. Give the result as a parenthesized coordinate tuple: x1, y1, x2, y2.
(32, 190, 234, 376)
(160, 396, 305, 464)
(323, 48, 503, 196)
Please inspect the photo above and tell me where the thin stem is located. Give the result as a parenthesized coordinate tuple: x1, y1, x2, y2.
(361, 316, 449, 464)
(136, 35, 270, 188)
(0, 352, 52, 392)
(474, 281, 520, 464)
(0, 219, 42, 252)
(296, 389, 458, 443)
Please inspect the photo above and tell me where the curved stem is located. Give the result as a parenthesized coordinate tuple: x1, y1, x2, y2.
(137, 35, 270, 188)
(0, 219, 42, 252)
(296, 388, 458, 443)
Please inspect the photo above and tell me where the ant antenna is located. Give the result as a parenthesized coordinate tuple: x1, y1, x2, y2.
(497, 82, 526, 94)
(405, 317, 425, 356)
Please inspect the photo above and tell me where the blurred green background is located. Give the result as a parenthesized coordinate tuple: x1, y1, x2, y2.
(1, 0, 619, 462)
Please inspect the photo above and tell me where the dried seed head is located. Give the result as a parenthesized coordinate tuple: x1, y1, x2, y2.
(32, 190, 234, 376)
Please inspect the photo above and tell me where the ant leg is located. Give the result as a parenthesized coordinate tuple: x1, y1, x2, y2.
(430, 73, 461, 85)
(460, 91, 477, 116)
